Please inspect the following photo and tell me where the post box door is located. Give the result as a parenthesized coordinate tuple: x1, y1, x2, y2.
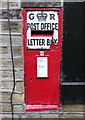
(22, 8, 62, 111)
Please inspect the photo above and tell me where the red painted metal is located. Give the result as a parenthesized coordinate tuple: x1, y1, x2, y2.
(22, 8, 62, 111)
(26, 105, 60, 111)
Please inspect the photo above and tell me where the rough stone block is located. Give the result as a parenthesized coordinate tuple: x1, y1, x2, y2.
(13, 46, 23, 56)
(0, 47, 2, 54)
(16, 81, 24, 92)
(1, 59, 12, 67)
(1, 9, 21, 19)
(2, 47, 10, 55)
(2, 71, 23, 79)
(2, 82, 13, 89)
(1, 21, 22, 33)
(19, 71, 24, 79)
(2, 71, 13, 78)
(1, 36, 22, 45)
(13, 93, 24, 104)
(2, 93, 11, 101)
(1, 103, 11, 112)
(14, 58, 23, 68)
(0, 71, 3, 78)
(13, 104, 24, 112)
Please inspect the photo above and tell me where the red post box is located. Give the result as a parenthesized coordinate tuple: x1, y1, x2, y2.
(22, 8, 62, 111)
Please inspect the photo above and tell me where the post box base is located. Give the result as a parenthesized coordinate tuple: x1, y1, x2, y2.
(26, 105, 60, 111)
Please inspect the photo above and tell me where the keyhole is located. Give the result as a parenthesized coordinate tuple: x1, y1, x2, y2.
(30, 78, 32, 80)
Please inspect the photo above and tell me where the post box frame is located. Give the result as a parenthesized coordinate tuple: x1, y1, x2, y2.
(22, 8, 62, 111)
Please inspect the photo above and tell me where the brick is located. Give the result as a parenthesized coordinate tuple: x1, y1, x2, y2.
(1, 58, 23, 68)
(15, 71, 20, 79)
(14, 58, 23, 68)
(13, 93, 24, 104)
(2, 71, 13, 78)
(2, 93, 11, 101)
(13, 104, 24, 112)
(2, 82, 13, 89)
(1, 103, 11, 112)
(1, 2, 7, 8)
(19, 71, 24, 79)
(0, 71, 3, 78)
(13, 46, 23, 56)
(0, 70, 22, 79)
(0, 102, 2, 111)
(1, 59, 12, 67)
(1, 21, 22, 33)
(1, 36, 22, 44)
(9, 2, 19, 7)
(2, 47, 10, 55)
(0, 47, 2, 54)
(1, 9, 21, 19)
(0, 82, 2, 100)
(0, 81, 2, 88)
(16, 81, 24, 92)
(0, 2, 2, 7)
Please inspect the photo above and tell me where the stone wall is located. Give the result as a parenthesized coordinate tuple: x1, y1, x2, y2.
(0, 1, 24, 119)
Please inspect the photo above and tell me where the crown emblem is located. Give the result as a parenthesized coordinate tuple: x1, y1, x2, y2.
(37, 12, 47, 21)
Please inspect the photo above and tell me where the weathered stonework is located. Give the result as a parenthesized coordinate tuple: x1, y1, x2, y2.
(13, 47, 23, 56)
(1, 21, 22, 32)
(16, 81, 24, 92)
(2, 93, 11, 101)
(13, 104, 24, 112)
(13, 94, 24, 104)
(2, 82, 13, 89)
(1, 103, 11, 112)
(21, 1, 61, 8)
(2, 71, 13, 78)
